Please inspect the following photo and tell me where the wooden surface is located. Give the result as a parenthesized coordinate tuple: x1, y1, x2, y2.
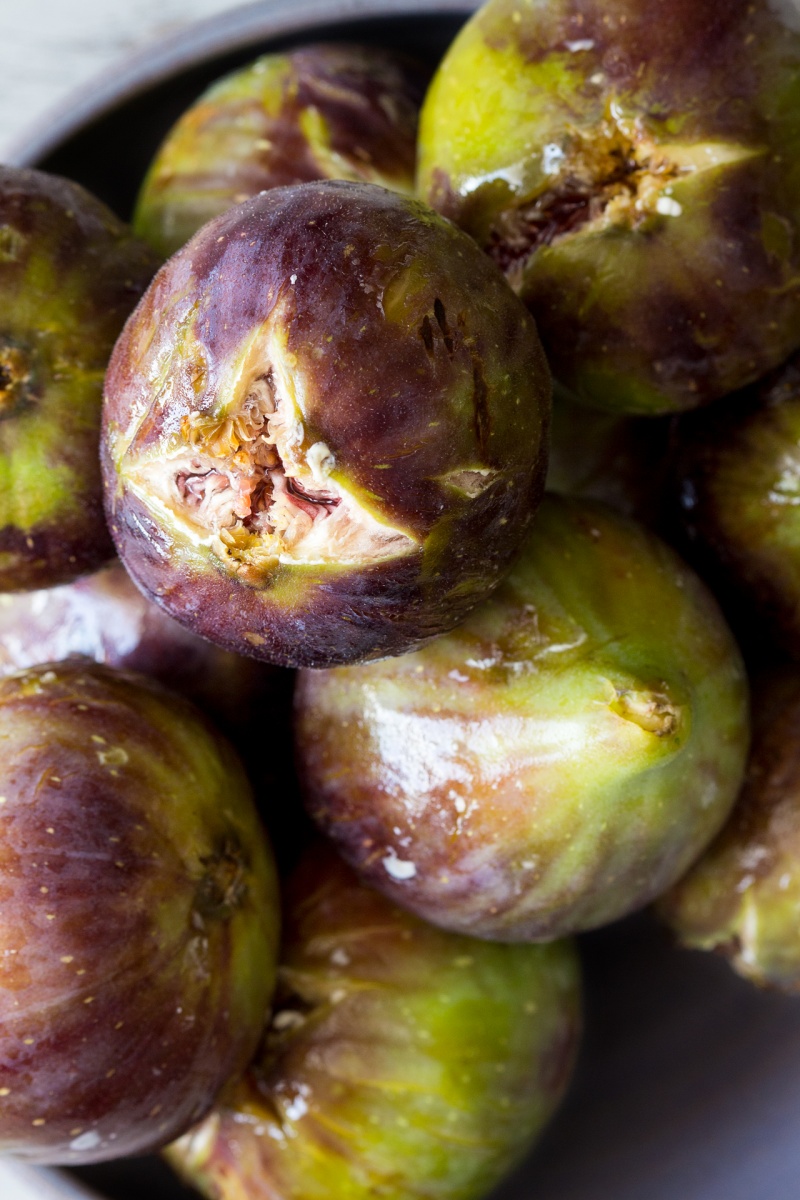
(0, 0, 245, 156)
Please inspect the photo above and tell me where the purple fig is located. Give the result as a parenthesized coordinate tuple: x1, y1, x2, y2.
(0, 166, 158, 589)
(419, 0, 800, 415)
(296, 494, 749, 941)
(134, 43, 427, 258)
(167, 843, 580, 1200)
(102, 180, 551, 669)
(0, 660, 279, 1164)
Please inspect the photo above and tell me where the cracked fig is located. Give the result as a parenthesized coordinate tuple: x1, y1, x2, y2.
(102, 180, 550, 668)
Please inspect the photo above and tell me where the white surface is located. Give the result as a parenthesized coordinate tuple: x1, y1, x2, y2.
(0, 0, 249, 157)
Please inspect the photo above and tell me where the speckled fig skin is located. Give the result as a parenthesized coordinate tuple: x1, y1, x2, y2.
(134, 44, 427, 259)
(547, 388, 675, 524)
(0, 166, 158, 590)
(0, 660, 279, 1164)
(296, 494, 750, 942)
(103, 181, 551, 669)
(659, 669, 800, 993)
(166, 843, 581, 1200)
(672, 352, 800, 660)
(419, 0, 800, 415)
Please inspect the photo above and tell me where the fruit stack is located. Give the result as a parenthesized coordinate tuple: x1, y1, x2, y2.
(0, 3, 798, 1197)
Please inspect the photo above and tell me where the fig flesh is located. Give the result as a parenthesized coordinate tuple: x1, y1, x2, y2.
(0, 166, 158, 589)
(418, 0, 800, 415)
(167, 843, 581, 1200)
(0, 660, 279, 1164)
(660, 669, 800, 993)
(134, 44, 427, 258)
(296, 494, 749, 941)
(103, 181, 551, 668)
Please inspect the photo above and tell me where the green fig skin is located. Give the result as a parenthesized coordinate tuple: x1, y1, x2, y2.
(103, 181, 551, 669)
(673, 352, 800, 660)
(296, 494, 750, 942)
(418, 0, 800, 415)
(134, 44, 428, 259)
(167, 844, 581, 1200)
(660, 669, 800, 993)
(0, 660, 280, 1164)
(547, 388, 674, 523)
(0, 166, 159, 589)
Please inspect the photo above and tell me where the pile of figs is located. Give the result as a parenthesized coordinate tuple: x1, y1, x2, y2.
(4, 0, 800, 1195)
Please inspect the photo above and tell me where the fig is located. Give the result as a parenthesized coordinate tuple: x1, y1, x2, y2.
(418, 0, 800, 415)
(103, 180, 551, 669)
(134, 44, 427, 259)
(167, 843, 581, 1200)
(0, 166, 158, 590)
(0, 660, 279, 1164)
(296, 494, 749, 941)
(660, 669, 800, 993)
(671, 352, 800, 660)
(547, 388, 674, 524)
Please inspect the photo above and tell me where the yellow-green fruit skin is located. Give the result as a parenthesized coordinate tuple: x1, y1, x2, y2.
(135, 44, 427, 258)
(0, 166, 158, 589)
(0, 661, 280, 1164)
(660, 669, 800, 993)
(297, 495, 750, 941)
(419, 0, 800, 415)
(167, 844, 581, 1200)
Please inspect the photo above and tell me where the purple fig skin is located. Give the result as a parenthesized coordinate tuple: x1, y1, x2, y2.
(134, 43, 428, 259)
(166, 843, 581, 1200)
(102, 181, 551, 669)
(672, 351, 800, 660)
(0, 166, 158, 590)
(0, 660, 280, 1165)
(418, 0, 800, 415)
(296, 494, 749, 942)
(660, 668, 800, 993)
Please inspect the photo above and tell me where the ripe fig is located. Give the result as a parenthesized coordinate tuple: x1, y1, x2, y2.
(0, 166, 158, 589)
(660, 669, 800, 993)
(0, 660, 279, 1164)
(418, 0, 800, 415)
(103, 181, 551, 669)
(167, 843, 581, 1200)
(134, 44, 427, 258)
(672, 352, 800, 660)
(296, 494, 749, 941)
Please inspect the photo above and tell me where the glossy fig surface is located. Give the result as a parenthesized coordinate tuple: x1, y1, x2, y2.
(0, 166, 158, 589)
(103, 181, 551, 669)
(168, 843, 581, 1200)
(297, 494, 749, 941)
(672, 352, 800, 659)
(134, 44, 427, 258)
(419, 0, 800, 415)
(0, 660, 279, 1164)
(660, 669, 800, 993)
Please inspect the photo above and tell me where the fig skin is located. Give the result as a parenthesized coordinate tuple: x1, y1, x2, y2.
(103, 180, 551, 669)
(0, 166, 159, 589)
(167, 843, 581, 1200)
(660, 669, 800, 993)
(547, 387, 674, 524)
(0, 558, 279, 733)
(672, 352, 800, 660)
(296, 494, 750, 942)
(418, 0, 800, 415)
(0, 660, 280, 1164)
(134, 43, 428, 259)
